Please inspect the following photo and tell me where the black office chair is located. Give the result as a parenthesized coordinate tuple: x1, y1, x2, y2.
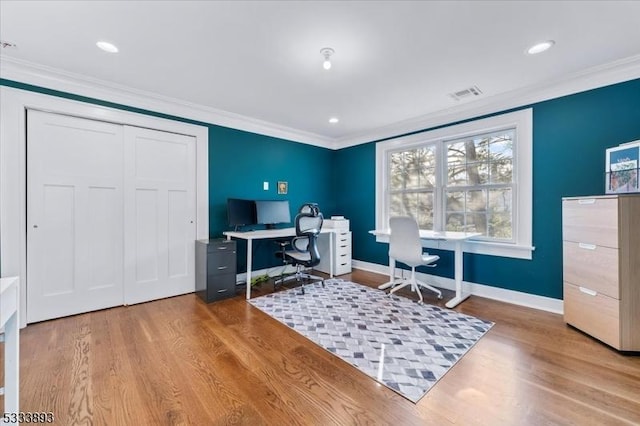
(274, 203, 324, 294)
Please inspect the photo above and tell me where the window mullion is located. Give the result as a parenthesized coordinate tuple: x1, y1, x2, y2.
(435, 141, 444, 231)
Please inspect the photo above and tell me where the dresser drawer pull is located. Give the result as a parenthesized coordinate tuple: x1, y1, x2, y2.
(217, 246, 229, 250)
(578, 198, 596, 205)
(579, 286, 597, 296)
(578, 243, 597, 250)
(216, 289, 229, 293)
(217, 266, 228, 270)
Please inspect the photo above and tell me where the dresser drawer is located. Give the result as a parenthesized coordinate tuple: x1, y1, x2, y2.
(335, 241, 351, 256)
(207, 251, 237, 275)
(335, 232, 351, 250)
(205, 272, 237, 302)
(334, 256, 352, 275)
(564, 282, 620, 349)
(335, 231, 351, 243)
(562, 197, 618, 248)
(562, 242, 619, 299)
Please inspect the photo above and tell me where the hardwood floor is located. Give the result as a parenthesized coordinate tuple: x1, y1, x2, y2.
(2, 269, 640, 425)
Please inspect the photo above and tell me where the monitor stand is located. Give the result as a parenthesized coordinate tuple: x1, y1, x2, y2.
(265, 224, 276, 230)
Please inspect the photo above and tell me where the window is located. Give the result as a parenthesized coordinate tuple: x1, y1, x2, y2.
(376, 109, 533, 259)
(443, 129, 514, 241)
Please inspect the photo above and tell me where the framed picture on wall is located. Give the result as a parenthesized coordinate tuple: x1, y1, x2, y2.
(278, 181, 288, 195)
(606, 141, 640, 194)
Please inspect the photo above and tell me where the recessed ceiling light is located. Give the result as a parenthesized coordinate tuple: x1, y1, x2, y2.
(328, 117, 339, 124)
(96, 41, 118, 53)
(527, 40, 555, 55)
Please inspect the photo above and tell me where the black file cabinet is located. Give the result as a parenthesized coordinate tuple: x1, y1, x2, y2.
(195, 239, 237, 303)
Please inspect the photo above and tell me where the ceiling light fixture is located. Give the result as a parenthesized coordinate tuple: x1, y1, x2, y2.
(328, 117, 339, 124)
(320, 47, 335, 70)
(96, 40, 119, 53)
(527, 40, 555, 55)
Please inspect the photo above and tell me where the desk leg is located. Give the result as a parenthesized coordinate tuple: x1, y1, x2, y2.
(4, 311, 19, 414)
(329, 232, 334, 278)
(378, 257, 397, 290)
(445, 241, 470, 308)
(245, 239, 253, 300)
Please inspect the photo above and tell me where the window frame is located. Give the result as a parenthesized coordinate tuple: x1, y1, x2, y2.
(375, 109, 534, 260)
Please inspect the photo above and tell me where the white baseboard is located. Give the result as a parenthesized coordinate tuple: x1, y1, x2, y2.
(351, 259, 563, 315)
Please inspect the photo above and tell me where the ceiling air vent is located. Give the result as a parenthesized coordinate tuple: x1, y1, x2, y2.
(449, 85, 482, 101)
(0, 40, 18, 49)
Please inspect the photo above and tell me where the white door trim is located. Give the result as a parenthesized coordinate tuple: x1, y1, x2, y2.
(0, 86, 209, 327)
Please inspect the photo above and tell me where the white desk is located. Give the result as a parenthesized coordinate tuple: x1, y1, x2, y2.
(1, 276, 20, 420)
(224, 228, 336, 299)
(369, 229, 480, 308)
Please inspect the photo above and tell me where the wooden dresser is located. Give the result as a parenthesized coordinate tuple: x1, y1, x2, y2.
(562, 194, 640, 351)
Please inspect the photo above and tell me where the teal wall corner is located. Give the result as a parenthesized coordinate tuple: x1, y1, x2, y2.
(0, 79, 335, 274)
(334, 78, 640, 299)
(4, 77, 639, 298)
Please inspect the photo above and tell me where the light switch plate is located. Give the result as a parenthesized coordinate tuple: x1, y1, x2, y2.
(263, 181, 269, 190)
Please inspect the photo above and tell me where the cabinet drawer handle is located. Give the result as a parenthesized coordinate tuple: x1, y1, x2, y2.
(578, 243, 596, 250)
(216, 289, 229, 293)
(578, 199, 596, 205)
(579, 286, 597, 296)
(217, 266, 228, 270)
(217, 246, 228, 250)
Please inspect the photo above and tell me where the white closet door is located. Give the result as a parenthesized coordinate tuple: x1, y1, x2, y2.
(27, 111, 124, 323)
(123, 126, 196, 305)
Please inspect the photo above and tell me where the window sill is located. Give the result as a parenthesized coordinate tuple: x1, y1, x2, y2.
(373, 234, 534, 260)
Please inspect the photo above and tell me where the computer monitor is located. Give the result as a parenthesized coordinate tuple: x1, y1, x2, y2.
(255, 200, 291, 229)
(227, 198, 256, 228)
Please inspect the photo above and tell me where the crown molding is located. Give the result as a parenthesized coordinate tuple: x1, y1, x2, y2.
(0, 55, 335, 149)
(335, 54, 640, 149)
(3, 54, 639, 151)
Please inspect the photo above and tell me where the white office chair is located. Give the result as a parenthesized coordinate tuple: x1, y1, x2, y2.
(387, 216, 442, 304)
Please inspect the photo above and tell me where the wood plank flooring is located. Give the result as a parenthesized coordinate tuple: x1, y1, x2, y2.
(2, 269, 640, 425)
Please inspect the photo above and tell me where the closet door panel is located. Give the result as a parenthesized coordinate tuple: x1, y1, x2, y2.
(124, 126, 196, 305)
(27, 110, 124, 323)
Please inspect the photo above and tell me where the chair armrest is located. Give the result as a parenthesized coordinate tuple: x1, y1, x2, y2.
(274, 239, 290, 248)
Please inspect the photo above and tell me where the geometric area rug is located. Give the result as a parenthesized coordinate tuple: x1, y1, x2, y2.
(249, 279, 494, 403)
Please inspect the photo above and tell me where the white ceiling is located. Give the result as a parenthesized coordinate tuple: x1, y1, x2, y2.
(2, 1, 640, 147)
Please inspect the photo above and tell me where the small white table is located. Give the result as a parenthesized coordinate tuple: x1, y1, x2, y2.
(1, 276, 20, 420)
(369, 230, 480, 308)
(224, 227, 336, 299)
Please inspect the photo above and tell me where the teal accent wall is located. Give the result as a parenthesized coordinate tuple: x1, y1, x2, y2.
(208, 126, 335, 271)
(3, 77, 639, 297)
(1, 79, 335, 274)
(334, 78, 640, 299)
